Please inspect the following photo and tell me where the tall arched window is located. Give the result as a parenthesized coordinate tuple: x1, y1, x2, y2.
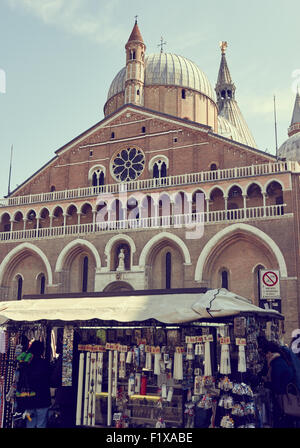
(37, 273, 46, 295)
(40, 275, 46, 294)
(82, 256, 89, 293)
(89, 166, 106, 188)
(17, 275, 23, 300)
(221, 270, 229, 289)
(149, 156, 169, 180)
(166, 252, 172, 289)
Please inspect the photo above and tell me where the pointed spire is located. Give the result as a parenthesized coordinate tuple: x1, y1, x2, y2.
(127, 17, 144, 44)
(288, 90, 300, 137)
(216, 41, 234, 87)
(215, 41, 257, 148)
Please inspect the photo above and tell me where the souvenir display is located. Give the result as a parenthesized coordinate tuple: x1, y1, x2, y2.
(0, 312, 283, 428)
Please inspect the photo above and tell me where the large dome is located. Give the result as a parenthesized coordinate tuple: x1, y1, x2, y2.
(278, 132, 300, 161)
(107, 53, 216, 103)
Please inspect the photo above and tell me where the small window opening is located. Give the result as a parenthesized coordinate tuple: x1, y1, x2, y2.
(221, 270, 228, 289)
(141, 126, 146, 133)
(166, 252, 172, 289)
(82, 256, 89, 293)
(40, 275, 46, 294)
(17, 276, 23, 300)
(50, 186, 56, 192)
(111, 132, 115, 139)
(181, 89, 186, 99)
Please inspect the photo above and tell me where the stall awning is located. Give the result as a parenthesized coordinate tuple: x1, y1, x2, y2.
(0, 289, 281, 325)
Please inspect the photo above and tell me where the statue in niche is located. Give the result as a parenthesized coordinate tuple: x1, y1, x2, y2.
(116, 248, 125, 271)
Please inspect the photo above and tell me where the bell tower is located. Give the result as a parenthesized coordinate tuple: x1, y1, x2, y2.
(124, 18, 146, 106)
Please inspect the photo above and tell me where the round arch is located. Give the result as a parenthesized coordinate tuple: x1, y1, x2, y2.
(104, 234, 136, 269)
(103, 281, 134, 292)
(226, 183, 245, 197)
(55, 239, 101, 272)
(194, 223, 288, 282)
(264, 178, 285, 194)
(139, 232, 191, 267)
(245, 181, 264, 195)
(0, 242, 53, 286)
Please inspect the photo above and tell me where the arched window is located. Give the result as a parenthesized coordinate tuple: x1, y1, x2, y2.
(210, 163, 217, 171)
(40, 275, 46, 294)
(89, 166, 106, 188)
(150, 156, 169, 180)
(82, 256, 89, 292)
(16, 275, 23, 300)
(166, 252, 172, 289)
(181, 89, 186, 99)
(221, 270, 229, 289)
(111, 132, 115, 139)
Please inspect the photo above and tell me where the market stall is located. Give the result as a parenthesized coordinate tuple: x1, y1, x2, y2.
(0, 288, 283, 428)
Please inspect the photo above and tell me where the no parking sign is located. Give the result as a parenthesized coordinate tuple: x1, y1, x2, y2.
(259, 269, 281, 300)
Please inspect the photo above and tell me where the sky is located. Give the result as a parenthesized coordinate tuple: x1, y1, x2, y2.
(0, 0, 299, 198)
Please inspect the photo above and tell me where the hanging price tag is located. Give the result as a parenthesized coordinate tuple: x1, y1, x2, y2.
(219, 337, 231, 345)
(202, 335, 213, 342)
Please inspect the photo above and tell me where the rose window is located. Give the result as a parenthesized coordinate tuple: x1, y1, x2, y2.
(111, 147, 145, 182)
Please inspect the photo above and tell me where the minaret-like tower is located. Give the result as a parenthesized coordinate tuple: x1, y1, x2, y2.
(215, 41, 236, 111)
(288, 90, 300, 137)
(124, 19, 146, 106)
(215, 42, 257, 148)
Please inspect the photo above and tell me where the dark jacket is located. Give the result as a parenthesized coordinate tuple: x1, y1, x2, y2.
(269, 356, 294, 395)
(26, 357, 51, 409)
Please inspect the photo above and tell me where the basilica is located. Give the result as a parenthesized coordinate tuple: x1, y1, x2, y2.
(0, 20, 300, 339)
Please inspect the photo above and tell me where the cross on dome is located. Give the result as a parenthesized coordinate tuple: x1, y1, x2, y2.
(158, 36, 167, 53)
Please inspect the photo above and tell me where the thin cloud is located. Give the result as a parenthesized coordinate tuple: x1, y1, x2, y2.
(6, 0, 127, 44)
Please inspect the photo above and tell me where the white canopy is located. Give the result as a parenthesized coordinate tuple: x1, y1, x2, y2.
(0, 289, 280, 326)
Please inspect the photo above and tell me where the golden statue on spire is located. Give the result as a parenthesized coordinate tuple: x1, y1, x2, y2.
(220, 41, 228, 54)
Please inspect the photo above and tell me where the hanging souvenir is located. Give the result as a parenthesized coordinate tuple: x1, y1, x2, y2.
(167, 386, 173, 402)
(126, 350, 133, 364)
(96, 352, 103, 393)
(145, 352, 152, 370)
(220, 343, 231, 375)
(112, 351, 118, 398)
(134, 347, 140, 367)
(238, 345, 247, 373)
(62, 326, 74, 387)
(135, 373, 141, 394)
(140, 374, 147, 395)
(154, 353, 161, 376)
(173, 351, 183, 380)
(119, 352, 126, 379)
(128, 374, 135, 396)
(186, 343, 194, 360)
(76, 352, 85, 426)
(204, 341, 212, 377)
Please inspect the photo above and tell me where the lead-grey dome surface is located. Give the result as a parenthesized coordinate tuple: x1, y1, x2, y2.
(107, 53, 216, 103)
(278, 132, 300, 161)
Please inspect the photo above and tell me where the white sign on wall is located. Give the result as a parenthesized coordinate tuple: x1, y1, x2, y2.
(259, 269, 281, 300)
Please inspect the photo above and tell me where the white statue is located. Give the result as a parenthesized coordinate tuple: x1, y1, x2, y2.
(116, 248, 125, 271)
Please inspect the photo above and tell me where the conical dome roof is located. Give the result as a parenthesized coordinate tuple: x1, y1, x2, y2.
(278, 91, 300, 160)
